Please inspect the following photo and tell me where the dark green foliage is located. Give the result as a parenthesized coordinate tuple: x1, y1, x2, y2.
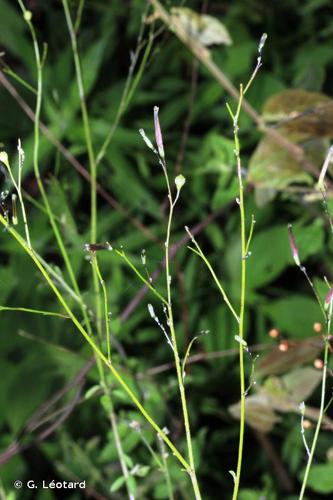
(0, 0, 333, 499)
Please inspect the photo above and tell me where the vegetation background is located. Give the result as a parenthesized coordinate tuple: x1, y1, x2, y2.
(0, 0, 333, 498)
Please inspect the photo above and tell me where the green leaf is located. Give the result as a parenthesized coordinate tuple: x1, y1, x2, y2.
(84, 385, 101, 400)
(263, 296, 322, 338)
(110, 475, 126, 493)
(299, 462, 333, 493)
(133, 465, 150, 477)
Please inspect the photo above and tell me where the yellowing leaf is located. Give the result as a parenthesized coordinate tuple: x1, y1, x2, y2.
(170, 7, 232, 47)
(229, 394, 281, 433)
(257, 337, 322, 376)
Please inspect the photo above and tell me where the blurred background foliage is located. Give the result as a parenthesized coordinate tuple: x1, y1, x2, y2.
(0, 0, 333, 499)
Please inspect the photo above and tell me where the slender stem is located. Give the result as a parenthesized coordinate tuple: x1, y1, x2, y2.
(185, 228, 239, 324)
(159, 438, 175, 500)
(162, 162, 201, 500)
(74, 0, 85, 33)
(95, 354, 134, 500)
(61, 0, 97, 244)
(115, 249, 168, 306)
(232, 150, 247, 500)
(0, 69, 159, 243)
(228, 50, 264, 499)
(109, 404, 134, 500)
(3, 154, 31, 249)
(90, 254, 133, 499)
(96, 11, 153, 166)
(61, 0, 102, 339)
(17, 0, 93, 337)
(227, 81, 252, 500)
(299, 302, 332, 499)
(0, 306, 69, 318)
(91, 253, 111, 363)
(0, 213, 190, 473)
(150, 0, 325, 185)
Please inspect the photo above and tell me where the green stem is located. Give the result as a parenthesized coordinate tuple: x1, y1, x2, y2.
(230, 84, 249, 500)
(61, 0, 97, 244)
(162, 163, 201, 500)
(91, 254, 111, 363)
(18, 0, 93, 337)
(159, 438, 175, 500)
(61, 0, 102, 339)
(186, 230, 239, 324)
(0, 306, 69, 318)
(232, 154, 246, 500)
(96, 16, 153, 166)
(0, 213, 190, 473)
(115, 249, 168, 306)
(299, 303, 332, 499)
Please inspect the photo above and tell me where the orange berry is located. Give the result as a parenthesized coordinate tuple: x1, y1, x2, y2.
(303, 419, 312, 429)
(278, 340, 289, 352)
(314, 358, 324, 369)
(313, 322, 322, 333)
(269, 328, 280, 338)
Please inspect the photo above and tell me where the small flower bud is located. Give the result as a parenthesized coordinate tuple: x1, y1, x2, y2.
(258, 33, 267, 54)
(175, 174, 186, 191)
(139, 128, 156, 153)
(154, 106, 165, 158)
(299, 401, 305, 415)
(325, 287, 333, 310)
(0, 151, 9, 169)
(23, 10, 32, 22)
(288, 223, 301, 266)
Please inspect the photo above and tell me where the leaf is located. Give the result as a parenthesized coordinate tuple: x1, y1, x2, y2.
(133, 465, 150, 477)
(263, 296, 324, 339)
(299, 462, 333, 493)
(262, 89, 333, 140)
(257, 337, 322, 376)
(239, 490, 266, 500)
(84, 385, 101, 400)
(281, 366, 322, 403)
(226, 222, 319, 290)
(0, 0, 34, 64)
(6, 356, 51, 433)
(248, 135, 324, 196)
(110, 475, 126, 493)
(229, 394, 281, 433)
(170, 7, 232, 46)
(48, 177, 82, 248)
(0, 266, 18, 304)
(260, 367, 322, 413)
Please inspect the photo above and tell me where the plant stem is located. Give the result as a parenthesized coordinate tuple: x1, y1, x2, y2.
(61, 0, 102, 337)
(0, 213, 190, 473)
(162, 162, 201, 500)
(299, 303, 332, 499)
(96, 10, 153, 166)
(185, 229, 239, 324)
(18, 0, 93, 337)
(227, 48, 264, 496)
(91, 254, 111, 362)
(0, 306, 69, 318)
(61, 0, 97, 244)
(228, 87, 247, 500)
(159, 439, 175, 500)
